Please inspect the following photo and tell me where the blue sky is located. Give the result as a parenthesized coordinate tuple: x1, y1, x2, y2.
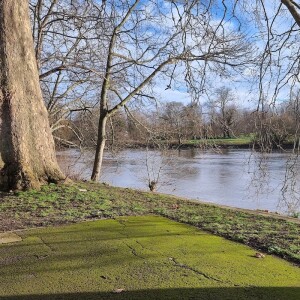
(147, 1, 299, 109)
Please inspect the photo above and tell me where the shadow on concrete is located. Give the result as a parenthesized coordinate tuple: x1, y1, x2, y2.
(1, 287, 300, 300)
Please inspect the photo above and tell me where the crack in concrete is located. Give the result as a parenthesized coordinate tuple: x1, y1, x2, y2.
(39, 237, 55, 252)
(116, 220, 145, 259)
(169, 257, 224, 283)
(114, 219, 243, 287)
(134, 240, 227, 284)
(116, 219, 129, 238)
(123, 242, 145, 259)
(135, 240, 165, 256)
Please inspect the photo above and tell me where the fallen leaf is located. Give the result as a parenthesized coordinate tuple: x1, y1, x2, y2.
(255, 252, 265, 258)
(113, 288, 125, 294)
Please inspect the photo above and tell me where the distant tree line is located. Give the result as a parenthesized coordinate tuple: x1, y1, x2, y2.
(55, 86, 300, 152)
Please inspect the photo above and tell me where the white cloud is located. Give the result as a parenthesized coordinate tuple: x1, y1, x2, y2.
(153, 85, 191, 104)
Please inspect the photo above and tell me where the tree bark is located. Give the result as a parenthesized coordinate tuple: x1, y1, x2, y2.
(281, 0, 300, 27)
(91, 113, 108, 182)
(0, 1, 65, 190)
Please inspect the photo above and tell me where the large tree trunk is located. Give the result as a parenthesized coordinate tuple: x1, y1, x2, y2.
(0, 1, 65, 190)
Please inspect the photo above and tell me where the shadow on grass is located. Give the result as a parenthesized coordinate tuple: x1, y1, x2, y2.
(1, 287, 300, 300)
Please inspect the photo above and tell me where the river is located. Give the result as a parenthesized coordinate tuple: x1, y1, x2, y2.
(57, 148, 300, 214)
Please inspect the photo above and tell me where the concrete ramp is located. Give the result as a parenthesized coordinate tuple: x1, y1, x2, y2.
(0, 232, 22, 244)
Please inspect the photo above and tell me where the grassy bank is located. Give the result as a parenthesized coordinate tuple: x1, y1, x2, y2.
(125, 137, 253, 149)
(0, 182, 299, 265)
(0, 216, 299, 300)
(128, 137, 298, 149)
(187, 137, 252, 147)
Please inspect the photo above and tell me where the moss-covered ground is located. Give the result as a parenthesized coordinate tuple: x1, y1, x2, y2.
(0, 182, 299, 265)
(0, 216, 299, 300)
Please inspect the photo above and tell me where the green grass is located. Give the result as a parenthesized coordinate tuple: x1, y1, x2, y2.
(0, 216, 299, 300)
(188, 137, 252, 146)
(0, 182, 299, 264)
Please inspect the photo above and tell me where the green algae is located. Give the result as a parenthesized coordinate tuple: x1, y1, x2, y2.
(0, 216, 299, 300)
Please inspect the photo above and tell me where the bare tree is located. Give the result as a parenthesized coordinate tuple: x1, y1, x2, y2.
(160, 102, 187, 146)
(29, 0, 106, 147)
(237, 1, 300, 105)
(90, 0, 251, 181)
(210, 87, 237, 138)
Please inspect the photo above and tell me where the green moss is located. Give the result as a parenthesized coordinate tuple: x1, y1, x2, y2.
(0, 216, 299, 300)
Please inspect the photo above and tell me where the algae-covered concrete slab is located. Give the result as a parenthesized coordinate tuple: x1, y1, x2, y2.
(0, 216, 299, 300)
(0, 232, 22, 244)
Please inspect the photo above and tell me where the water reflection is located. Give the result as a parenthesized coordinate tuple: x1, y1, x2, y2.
(56, 149, 300, 214)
